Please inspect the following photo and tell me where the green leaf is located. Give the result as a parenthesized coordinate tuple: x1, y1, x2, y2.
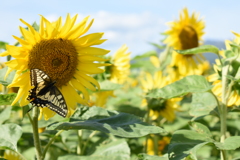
(147, 75, 212, 99)
(22, 147, 35, 160)
(189, 92, 218, 117)
(130, 59, 156, 73)
(58, 139, 131, 160)
(0, 124, 22, 151)
(0, 41, 8, 50)
(175, 45, 219, 55)
(0, 93, 17, 105)
(189, 122, 212, 137)
(47, 107, 166, 137)
(0, 67, 16, 86)
(99, 80, 122, 91)
(92, 139, 130, 159)
(58, 155, 113, 160)
(0, 106, 12, 124)
(132, 50, 157, 60)
(149, 42, 165, 50)
(214, 136, 240, 150)
(32, 22, 39, 31)
(168, 130, 214, 160)
(138, 153, 168, 160)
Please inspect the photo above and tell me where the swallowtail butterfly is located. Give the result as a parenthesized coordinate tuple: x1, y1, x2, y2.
(27, 69, 68, 117)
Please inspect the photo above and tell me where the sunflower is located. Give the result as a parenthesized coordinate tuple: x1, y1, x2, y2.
(164, 8, 209, 76)
(109, 44, 131, 84)
(146, 136, 170, 155)
(208, 33, 240, 107)
(208, 69, 240, 107)
(1, 14, 110, 120)
(89, 90, 115, 108)
(141, 71, 181, 122)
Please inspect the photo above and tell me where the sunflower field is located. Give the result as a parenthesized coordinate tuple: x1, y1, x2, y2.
(0, 7, 240, 160)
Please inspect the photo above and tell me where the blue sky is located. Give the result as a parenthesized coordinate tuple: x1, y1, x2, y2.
(1, 0, 240, 58)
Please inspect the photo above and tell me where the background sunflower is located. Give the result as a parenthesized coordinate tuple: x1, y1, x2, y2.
(163, 8, 209, 77)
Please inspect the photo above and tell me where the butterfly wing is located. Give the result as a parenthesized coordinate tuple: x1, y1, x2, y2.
(38, 86, 68, 117)
(28, 69, 68, 117)
(30, 68, 52, 95)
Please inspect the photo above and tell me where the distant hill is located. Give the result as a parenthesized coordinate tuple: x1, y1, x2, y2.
(204, 39, 225, 63)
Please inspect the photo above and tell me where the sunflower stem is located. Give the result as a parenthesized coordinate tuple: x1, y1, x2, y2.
(81, 131, 97, 155)
(27, 112, 33, 126)
(31, 107, 43, 160)
(77, 130, 82, 155)
(42, 130, 64, 159)
(219, 62, 231, 160)
(144, 105, 151, 153)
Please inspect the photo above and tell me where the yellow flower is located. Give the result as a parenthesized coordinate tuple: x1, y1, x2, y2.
(141, 71, 181, 122)
(2, 150, 23, 160)
(90, 90, 115, 108)
(150, 56, 160, 68)
(110, 45, 131, 84)
(209, 78, 240, 107)
(1, 14, 110, 120)
(166, 65, 183, 83)
(148, 98, 181, 122)
(209, 34, 240, 107)
(146, 136, 171, 155)
(164, 8, 208, 76)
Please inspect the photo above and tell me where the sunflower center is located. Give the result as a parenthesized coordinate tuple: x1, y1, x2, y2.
(52, 58, 63, 67)
(179, 25, 199, 50)
(28, 38, 78, 87)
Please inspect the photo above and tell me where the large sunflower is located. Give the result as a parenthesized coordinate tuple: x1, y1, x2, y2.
(1, 14, 110, 120)
(164, 8, 209, 76)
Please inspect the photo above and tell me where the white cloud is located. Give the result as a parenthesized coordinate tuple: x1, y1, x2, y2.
(81, 11, 166, 56)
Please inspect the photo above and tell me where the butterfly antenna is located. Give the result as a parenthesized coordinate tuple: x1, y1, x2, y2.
(27, 105, 35, 113)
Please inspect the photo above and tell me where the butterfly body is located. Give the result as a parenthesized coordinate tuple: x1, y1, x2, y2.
(27, 69, 68, 118)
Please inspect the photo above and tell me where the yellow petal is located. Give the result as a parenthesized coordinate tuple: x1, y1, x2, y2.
(19, 26, 36, 45)
(65, 16, 90, 39)
(74, 72, 96, 91)
(5, 59, 28, 71)
(70, 78, 90, 101)
(73, 33, 104, 47)
(76, 47, 110, 56)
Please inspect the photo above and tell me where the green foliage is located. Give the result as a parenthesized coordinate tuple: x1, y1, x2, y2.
(99, 80, 122, 91)
(190, 92, 218, 117)
(175, 45, 219, 55)
(0, 106, 12, 124)
(59, 139, 130, 160)
(215, 136, 240, 150)
(138, 153, 168, 160)
(0, 124, 22, 151)
(147, 75, 212, 99)
(131, 50, 158, 73)
(0, 93, 17, 105)
(47, 106, 165, 137)
(0, 41, 8, 50)
(168, 122, 214, 160)
(0, 67, 15, 86)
